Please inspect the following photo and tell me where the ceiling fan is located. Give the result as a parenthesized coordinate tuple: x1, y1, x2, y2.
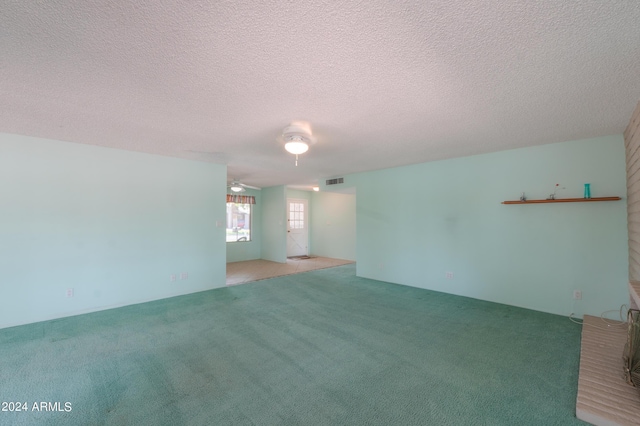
(278, 121, 317, 166)
(228, 179, 261, 193)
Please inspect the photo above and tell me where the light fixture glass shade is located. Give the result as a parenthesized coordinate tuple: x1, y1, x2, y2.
(312, 186, 320, 192)
(284, 141, 309, 155)
(230, 185, 244, 192)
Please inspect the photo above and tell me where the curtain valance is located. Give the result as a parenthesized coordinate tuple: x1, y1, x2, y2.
(226, 194, 256, 204)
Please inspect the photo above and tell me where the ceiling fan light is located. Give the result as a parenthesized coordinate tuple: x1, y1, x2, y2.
(284, 141, 309, 155)
(230, 185, 244, 192)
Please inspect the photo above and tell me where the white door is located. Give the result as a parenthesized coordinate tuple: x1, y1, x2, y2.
(287, 198, 308, 257)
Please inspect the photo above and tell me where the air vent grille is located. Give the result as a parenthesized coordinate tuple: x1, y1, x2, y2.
(326, 178, 344, 185)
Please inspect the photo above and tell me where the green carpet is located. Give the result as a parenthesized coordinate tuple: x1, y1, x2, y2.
(0, 264, 585, 425)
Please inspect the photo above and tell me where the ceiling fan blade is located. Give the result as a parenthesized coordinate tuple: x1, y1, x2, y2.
(241, 183, 261, 190)
(227, 179, 261, 191)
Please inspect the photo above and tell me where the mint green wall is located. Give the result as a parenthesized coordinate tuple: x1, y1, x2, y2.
(226, 188, 262, 263)
(286, 189, 312, 200)
(260, 186, 287, 263)
(0, 133, 227, 329)
(351, 136, 628, 317)
(310, 192, 356, 261)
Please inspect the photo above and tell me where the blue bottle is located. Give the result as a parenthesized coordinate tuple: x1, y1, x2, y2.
(584, 183, 591, 199)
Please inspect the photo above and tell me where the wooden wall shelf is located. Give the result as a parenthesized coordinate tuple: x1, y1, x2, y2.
(502, 197, 621, 205)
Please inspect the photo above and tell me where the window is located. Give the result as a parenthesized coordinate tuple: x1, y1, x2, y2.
(226, 202, 252, 242)
(288, 202, 305, 229)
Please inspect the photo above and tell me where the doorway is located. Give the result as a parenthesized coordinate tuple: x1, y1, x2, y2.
(286, 198, 309, 257)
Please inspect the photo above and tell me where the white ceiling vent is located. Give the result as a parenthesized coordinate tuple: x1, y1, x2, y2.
(326, 178, 344, 185)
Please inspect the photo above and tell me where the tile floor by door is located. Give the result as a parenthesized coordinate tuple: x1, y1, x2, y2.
(226, 256, 354, 286)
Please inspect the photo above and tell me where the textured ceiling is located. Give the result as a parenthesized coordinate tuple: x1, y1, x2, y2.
(2, 1, 640, 189)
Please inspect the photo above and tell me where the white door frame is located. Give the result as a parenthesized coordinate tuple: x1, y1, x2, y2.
(286, 198, 309, 257)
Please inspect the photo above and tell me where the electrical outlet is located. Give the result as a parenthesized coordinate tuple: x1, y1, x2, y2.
(573, 290, 582, 300)
(180, 272, 188, 280)
(66, 288, 74, 298)
(445, 272, 454, 279)
(170, 274, 177, 282)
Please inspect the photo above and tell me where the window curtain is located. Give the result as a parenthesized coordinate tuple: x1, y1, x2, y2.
(226, 194, 256, 204)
